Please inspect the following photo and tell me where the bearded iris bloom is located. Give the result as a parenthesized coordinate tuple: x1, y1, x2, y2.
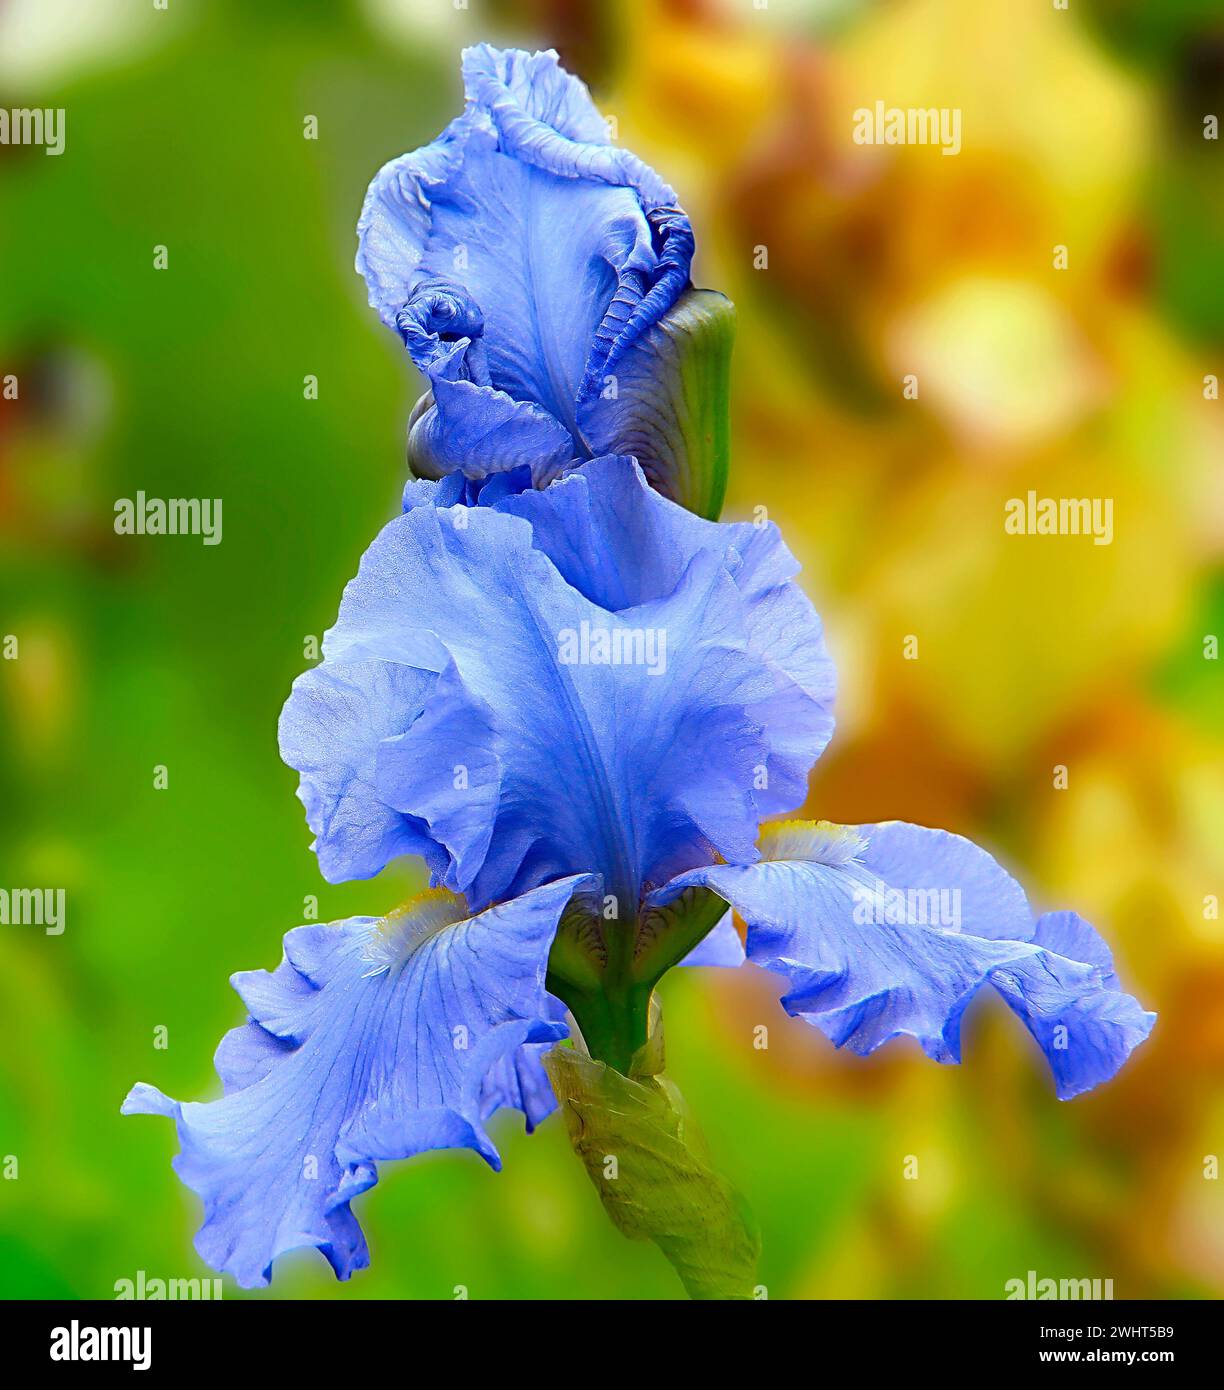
(356, 44, 733, 518)
(125, 459, 1152, 1287)
(123, 46, 1153, 1294)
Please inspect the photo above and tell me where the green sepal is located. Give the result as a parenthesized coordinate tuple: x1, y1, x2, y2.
(589, 287, 734, 520)
(632, 884, 728, 984)
(543, 1042, 760, 1300)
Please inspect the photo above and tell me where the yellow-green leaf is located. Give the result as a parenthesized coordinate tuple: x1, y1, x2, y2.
(543, 1044, 760, 1299)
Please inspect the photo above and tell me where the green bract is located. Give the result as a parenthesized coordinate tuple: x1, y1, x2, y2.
(544, 1032, 760, 1301)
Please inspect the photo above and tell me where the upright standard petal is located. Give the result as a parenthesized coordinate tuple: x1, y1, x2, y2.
(408, 124, 656, 436)
(122, 877, 590, 1288)
(498, 456, 837, 811)
(649, 820, 1153, 1095)
(289, 499, 781, 911)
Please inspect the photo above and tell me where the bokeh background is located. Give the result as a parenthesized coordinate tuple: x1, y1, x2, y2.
(1, 0, 1220, 1300)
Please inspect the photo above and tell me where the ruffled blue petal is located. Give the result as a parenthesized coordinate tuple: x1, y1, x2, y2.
(498, 457, 837, 810)
(402, 465, 535, 512)
(356, 46, 694, 479)
(651, 822, 1033, 1062)
(374, 658, 503, 894)
(282, 494, 797, 912)
(850, 818, 1032, 942)
(478, 994, 572, 1131)
(649, 821, 1153, 1095)
(277, 659, 445, 884)
(460, 45, 675, 204)
(407, 131, 653, 444)
(122, 877, 590, 1288)
(356, 114, 484, 333)
(853, 830, 1154, 1094)
(479, 1040, 559, 1132)
(989, 911, 1156, 1100)
(405, 337, 579, 486)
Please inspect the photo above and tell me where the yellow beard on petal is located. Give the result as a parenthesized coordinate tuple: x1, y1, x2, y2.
(362, 887, 470, 976)
(758, 820, 866, 867)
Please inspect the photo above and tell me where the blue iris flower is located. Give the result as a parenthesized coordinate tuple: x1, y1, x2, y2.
(355, 45, 729, 511)
(123, 46, 1152, 1290)
(124, 459, 1153, 1287)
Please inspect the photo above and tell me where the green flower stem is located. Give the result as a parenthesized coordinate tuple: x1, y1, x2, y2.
(551, 976, 655, 1076)
(546, 886, 730, 1075)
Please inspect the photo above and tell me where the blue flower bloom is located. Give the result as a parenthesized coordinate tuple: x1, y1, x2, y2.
(276, 452, 1150, 1094)
(357, 45, 733, 515)
(127, 457, 1152, 1287)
